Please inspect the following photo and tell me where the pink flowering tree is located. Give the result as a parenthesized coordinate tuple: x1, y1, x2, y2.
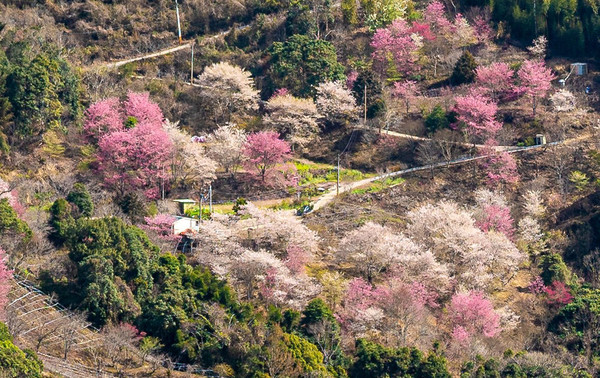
(84, 92, 164, 141)
(96, 123, 173, 199)
(528, 276, 546, 295)
(123, 92, 164, 127)
(83, 97, 124, 141)
(545, 281, 573, 306)
(475, 63, 514, 100)
(0, 179, 24, 218)
(424, 1, 453, 34)
(346, 71, 358, 90)
(285, 245, 312, 275)
(392, 80, 419, 114)
(475, 204, 515, 239)
(271, 88, 290, 99)
(242, 131, 294, 187)
(139, 214, 179, 241)
(453, 92, 502, 139)
(517, 60, 556, 116)
(448, 291, 500, 344)
(479, 147, 520, 189)
(371, 19, 423, 78)
(473, 15, 493, 44)
(0, 247, 13, 320)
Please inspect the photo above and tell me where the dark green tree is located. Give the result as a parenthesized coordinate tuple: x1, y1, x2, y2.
(425, 105, 450, 135)
(349, 339, 450, 377)
(49, 198, 74, 242)
(539, 253, 570, 285)
(0, 198, 31, 242)
(450, 51, 478, 86)
(0, 323, 43, 378)
(267, 34, 345, 97)
(66, 183, 94, 218)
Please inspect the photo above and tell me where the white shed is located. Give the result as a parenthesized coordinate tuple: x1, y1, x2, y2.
(173, 216, 200, 235)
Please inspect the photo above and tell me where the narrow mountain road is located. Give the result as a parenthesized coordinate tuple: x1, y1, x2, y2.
(95, 24, 251, 70)
(312, 134, 592, 211)
(357, 125, 514, 151)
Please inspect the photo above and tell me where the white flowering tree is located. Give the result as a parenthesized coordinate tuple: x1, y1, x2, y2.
(263, 94, 320, 150)
(315, 81, 358, 125)
(197, 62, 259, 123)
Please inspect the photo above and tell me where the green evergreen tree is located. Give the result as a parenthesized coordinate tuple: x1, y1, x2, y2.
(66, 183, 94, 217)
(268, 34, 345, 97)
(450, 51, 478, 86)
(0, 323, 43, 378)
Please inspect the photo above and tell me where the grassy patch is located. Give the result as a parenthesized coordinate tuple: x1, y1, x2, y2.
(351, 177, 405, 195)
(294, 161, 369, 186)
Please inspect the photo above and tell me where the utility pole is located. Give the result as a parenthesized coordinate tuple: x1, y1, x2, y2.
(363, 83, 367, 125)
(336, 154, 340, 196)
(199, 193, 204, 222)
(190, 42, 194, 84)
(533, 0, 538, 37)
(175, 0, 182, 44)
(209, 184, 212, 213)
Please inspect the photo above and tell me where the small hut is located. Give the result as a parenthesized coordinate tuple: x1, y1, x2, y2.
(173, 199, 197, 215)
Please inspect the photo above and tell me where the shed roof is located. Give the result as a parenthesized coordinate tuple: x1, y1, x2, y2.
(173, 199, 197, 204)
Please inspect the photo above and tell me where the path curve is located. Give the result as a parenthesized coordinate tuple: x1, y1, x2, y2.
(312, 134, 591, 211)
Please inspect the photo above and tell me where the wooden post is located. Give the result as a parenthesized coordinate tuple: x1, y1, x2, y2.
(190, 42, 194, 84)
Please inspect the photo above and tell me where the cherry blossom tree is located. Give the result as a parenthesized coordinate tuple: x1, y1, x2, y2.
(371, 18, 422, 77)
(473, 14, 493, 44)
(197, 62, 259, 123)
(337, 222, 412, 283)
(479, 148, 520, 188)
(346, 71, 358, 90)
(527, 36, 548, 59)
(453, 92, 502, 138)
(0, 178, 24, 218)
(447, 291, 500, 344)
(263, 94, 320, 150)
(123, 91, 164, 127)
(84, 92, 164, 141)
(235, 203, 319, 255)
(96, 123, 173, 199)
(83, 97, 123, 141)
(232, 249, 320, 309)
(315, 81, 358, 125)
(517, 60, 556, 116)
(475, 204, 515, 239)
(423, 1, 453, 33)
(450, 13, 476, 49)
(550, 89, 576, 112)
(545, 281, 573, 306)
(164, 120, 217, 189)
(475, 63, 514, 100)
(0, 247, 12, 320)
(207, 124, 247, 174)
(422, 1, 454, 76)
(139, 214, 178, 241)
(522, 189, 546, 218)
(528, 276, 546, 294)
(242, 131, 294, 187)
(407, 201, 524, 290)
(392, 80, 419, 115)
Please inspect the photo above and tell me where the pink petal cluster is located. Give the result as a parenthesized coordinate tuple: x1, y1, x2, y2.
(448, 291, 500, 342)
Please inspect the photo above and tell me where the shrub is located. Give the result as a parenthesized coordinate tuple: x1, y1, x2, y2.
(425, 105, 449, 134)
